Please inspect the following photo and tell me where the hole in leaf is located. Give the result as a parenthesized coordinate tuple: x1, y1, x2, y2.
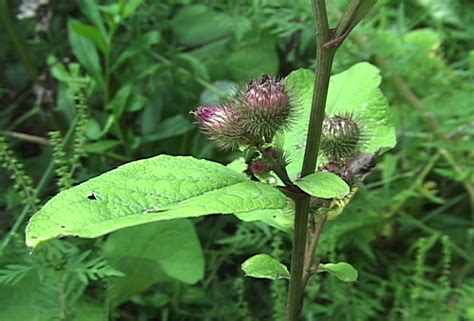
(60, 225, 66, 228)
(87, 193, 98, 200)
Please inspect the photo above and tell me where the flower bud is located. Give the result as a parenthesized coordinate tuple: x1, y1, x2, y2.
(192, 106, 243, 150)
(249, 159, 270, 175)
(321, 114, 361, 160)
(266, 147, 289, 169)
(239, 75, 293, 141)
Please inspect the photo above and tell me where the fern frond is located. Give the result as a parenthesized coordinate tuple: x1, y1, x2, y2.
(0, 264, 34, 285)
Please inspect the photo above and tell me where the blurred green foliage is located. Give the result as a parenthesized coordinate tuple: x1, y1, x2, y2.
(0, 0, 473, 320)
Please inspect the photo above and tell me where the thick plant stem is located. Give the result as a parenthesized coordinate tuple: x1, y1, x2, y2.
(286, 197, 310, 320)
(286, 1, 335, 320)
(301, 3, 335, 177)
(286, 1, 377, 319)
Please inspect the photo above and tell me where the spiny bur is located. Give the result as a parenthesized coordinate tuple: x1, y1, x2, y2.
(321, 114, 361, 160)
(239, 75, 294, 142)
(193, 74, 295, 150)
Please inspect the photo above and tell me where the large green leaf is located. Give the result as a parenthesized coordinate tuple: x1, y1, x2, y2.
(234, 205, 294, 233)
(284, 63, 396, 180)
(105, 257, 170, 307)
(104, 219, 203, 306)
(104, 219, 204, 284)
(26, 155, 290, 247)
(226, 158, 294, 232)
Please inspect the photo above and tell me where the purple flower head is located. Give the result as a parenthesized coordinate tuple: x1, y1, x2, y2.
(194, 106, 233, 128)
(245, 75, 290, 111)
(192, 105, 243, 150)
(192, 75, 296, 149)
(239, 74, 294, 141)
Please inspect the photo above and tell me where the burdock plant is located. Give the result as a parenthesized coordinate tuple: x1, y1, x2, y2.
(25, 1, 396, 320)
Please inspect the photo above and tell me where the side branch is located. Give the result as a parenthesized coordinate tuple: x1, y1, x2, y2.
(303, 214, 328, 288)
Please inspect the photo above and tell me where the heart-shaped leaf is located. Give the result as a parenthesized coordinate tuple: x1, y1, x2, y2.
(283, 63, 396, 180)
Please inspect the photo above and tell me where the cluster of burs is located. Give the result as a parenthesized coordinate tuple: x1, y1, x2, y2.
(192, 75, 294, 150)
(192, 75, 374, 187)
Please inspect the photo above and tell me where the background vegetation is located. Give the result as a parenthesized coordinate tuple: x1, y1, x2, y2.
(0, 0, 473, 320)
